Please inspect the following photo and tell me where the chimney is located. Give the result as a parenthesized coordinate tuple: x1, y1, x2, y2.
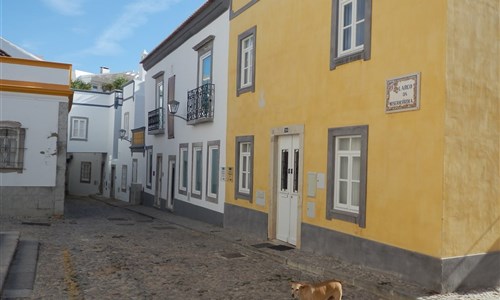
(100, 66, 110, 74)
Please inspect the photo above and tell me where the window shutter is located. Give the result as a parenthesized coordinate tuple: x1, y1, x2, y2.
(167, 75, 176, 139)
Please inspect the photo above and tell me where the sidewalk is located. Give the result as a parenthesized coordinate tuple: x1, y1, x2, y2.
(89, 195, 427, 300)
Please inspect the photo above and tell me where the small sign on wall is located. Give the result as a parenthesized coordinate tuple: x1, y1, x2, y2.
(385, 72, 420, 113)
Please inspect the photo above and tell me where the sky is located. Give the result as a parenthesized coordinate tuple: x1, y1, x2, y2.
(0, 0, 206, 74)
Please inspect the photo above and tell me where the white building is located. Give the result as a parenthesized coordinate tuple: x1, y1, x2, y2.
(0, 37, 73, 217)
(141, 0, 229, 226)
(66, 89, 117, 197)
(67, 61, 146, 203)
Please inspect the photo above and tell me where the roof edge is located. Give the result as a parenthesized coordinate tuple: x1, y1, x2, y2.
(141, 0, 229, 71)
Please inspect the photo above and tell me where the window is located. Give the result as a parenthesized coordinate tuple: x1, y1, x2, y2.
(330, 0, 372, 69)
(237, 26, 256, 95)
(155, 75, 164, 109)
(146, 146, 153, 188)
(123, 112, 130, 139)
(132, 159, 138, 183)
(70, 117, 88, 140)
(191, 142, 203, 199)
(326, 125, 368, 227)
(80, 161, 91, 183)
(235, 136, 254, 201)
(178, 143, 188, 195)
(195, 38, 213, 86)
(121, 165, 128, 191)
(194, 36, 214, 87)
(200, 52, 212, 85)
(0, 121, 25, 172)
(206, 141, 220, 203)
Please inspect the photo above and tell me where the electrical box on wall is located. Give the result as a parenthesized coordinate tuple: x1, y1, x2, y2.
(307, 172, 317, 197)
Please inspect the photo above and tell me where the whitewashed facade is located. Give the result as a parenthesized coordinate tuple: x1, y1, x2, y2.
(67, 74, 146, 203)
(141, 0, 229, 226)
(0, 38, 73, 217)
(66, 90, 116, 196)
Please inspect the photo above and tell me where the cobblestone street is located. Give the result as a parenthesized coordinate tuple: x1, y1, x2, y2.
(1, 197, 380, 299)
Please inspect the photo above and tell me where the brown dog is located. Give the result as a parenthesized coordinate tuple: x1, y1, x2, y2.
(291, 280, 342, 300)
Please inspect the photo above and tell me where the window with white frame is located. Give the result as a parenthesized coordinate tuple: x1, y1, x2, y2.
(206, 141, 220, 203)
(199, 51, 212, 86)
(235, 136, 254, 201)
(0, 122, 26, 172)
(339, 0, 365, 55)
(80, 161, 91, 183)
(237, 26, 256, 95)
(70, 117, 88, 140)
(156, 75, 164, 109)
(193, 36, 214, 87)
(326, 125, 368, 227)
(330, 0, 372, 69)
(178, 143, 188, 195)
(146, 146, 153, 188)
(191, 143, 203, 199)
(121, 165, 128, 191)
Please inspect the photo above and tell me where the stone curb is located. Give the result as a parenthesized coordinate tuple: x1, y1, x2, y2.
(0, 231, 20, 295)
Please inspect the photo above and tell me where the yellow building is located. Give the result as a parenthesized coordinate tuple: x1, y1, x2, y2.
(224, 0, 499, 292)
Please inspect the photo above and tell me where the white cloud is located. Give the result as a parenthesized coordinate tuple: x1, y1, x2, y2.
(42, 0, 85, 16)
(83, 0, 181, 56)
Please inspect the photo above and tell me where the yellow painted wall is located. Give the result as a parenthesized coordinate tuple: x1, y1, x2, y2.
(442, 0, 500, 257)
(227, 0, 450, 257)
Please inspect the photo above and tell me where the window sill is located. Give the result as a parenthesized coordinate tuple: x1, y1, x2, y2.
(0, 167, 23, 173)
(327, 209, 364, 228)
(330, 51, 365, 70)
(235, 191, 252, 202)
(237, 85, 255, 97)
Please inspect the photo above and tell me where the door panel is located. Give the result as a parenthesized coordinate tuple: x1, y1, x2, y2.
(276, 135, 300, 245)
(167, 159, 175, 210)
(155, 156, 163, 208)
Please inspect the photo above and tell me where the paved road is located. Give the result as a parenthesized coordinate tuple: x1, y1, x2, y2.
(1, 197, 381, 299)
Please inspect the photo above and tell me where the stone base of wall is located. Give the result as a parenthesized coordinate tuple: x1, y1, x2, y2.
(223, 203, 268, 239)
(0, 186, 64, 217)
(141, 192, 224, 227)
(173, 199, 223, 227)
(301, 223, 500, 293)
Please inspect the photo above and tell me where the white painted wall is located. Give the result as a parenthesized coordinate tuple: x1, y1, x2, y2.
(98, 79, 147, 202)
(67, 152, 103, 195)
(0, 92, 62, 186)
(67, 91, 115, 196)
(145, 10, 229, 213)
(0, 63, 70, 85)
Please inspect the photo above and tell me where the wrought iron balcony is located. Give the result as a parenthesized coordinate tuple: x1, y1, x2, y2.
(186, 83, 215, 125)
(148, 107, 165, 135)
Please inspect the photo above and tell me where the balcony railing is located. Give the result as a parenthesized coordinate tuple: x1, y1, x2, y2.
(187, 83, 215, 125)
(148, 107, 164, 135)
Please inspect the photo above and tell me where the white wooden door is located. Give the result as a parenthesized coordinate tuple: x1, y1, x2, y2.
(276, 135, 300, 245)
